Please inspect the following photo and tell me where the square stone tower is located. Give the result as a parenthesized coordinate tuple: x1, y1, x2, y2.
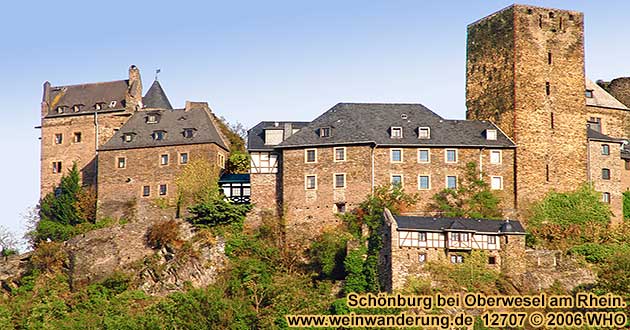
(466, 5, 587, 208)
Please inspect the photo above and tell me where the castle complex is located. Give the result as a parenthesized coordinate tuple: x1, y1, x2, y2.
(38, 4, 630, 289)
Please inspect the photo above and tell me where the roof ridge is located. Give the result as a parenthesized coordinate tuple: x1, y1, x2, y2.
(51, 79, 128, 89)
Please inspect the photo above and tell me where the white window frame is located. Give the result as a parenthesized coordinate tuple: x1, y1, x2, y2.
(486, 129, 498, 140)
(218, 152, 226, 169)
(489, 150, 502, 165)
(391, 174, 404, 187)
(160, 154, 169, 166)
(54, 133, 63, 145)
(390, 148, 403, 163)
(179, 152, 189, 165)
(117, 157, 126, 169)
(446, 175, 457, 189)
(491, 176, 503, 190)
(602, 144, 610, 156)
(305, 149, 317, 163)
(390, 126, 403, 139)
(445, 149, 458, 163)
(417, 149, 430, 163)
(602, 192, 611, 203)
(333, 173, 346, 189)
(333, 147, 346, 162)
(418, 127, 431, 139)
(305, 175, 317, 190)
(418, 175, 431, 190)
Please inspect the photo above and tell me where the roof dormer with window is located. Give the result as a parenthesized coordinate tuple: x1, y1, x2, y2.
(152, 130, 166, 141)
(418, 127, 431, 139)
(486, 129, 497, 141)
(319, 127, 331, 138)
(122, 133, 135, 143)
(146, 113, 161, 124)
(183, 128, 196, 139)
(390, 126, 403, 139)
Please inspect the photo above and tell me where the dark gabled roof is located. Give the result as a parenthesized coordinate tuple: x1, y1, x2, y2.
(46, 80, 129, 117)
(100, 107, 228, 151)
(394, 214, 526, 234)
(247, 121, 309, 151)
(276, 103, 515, 148)
(219, 173, 250, 183)
(143, 80, 173, 109)
(587, 128, 623, 143)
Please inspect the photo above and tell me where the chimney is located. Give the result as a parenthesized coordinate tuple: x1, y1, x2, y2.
(283, 123, 293, 140)
(126, 65, 143, 111)
(185, 101, 209, 112)
(41, 81, 51, 118)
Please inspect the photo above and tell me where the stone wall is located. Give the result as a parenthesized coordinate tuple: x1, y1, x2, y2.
(248, 172, 281, 227)
(588, 140, 624, 224)
(467, 5, 588, 211)
(586, 105, 630, 138)
(40, 112, 129, 197)
(97, 143, 227, 222)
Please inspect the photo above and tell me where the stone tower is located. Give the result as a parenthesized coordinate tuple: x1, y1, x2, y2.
(466, 5, 587, 208)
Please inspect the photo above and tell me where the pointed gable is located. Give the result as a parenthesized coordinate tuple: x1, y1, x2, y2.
(143, 80, 173, 109)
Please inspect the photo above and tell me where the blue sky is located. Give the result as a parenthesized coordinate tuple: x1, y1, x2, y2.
(0, 0, 628, 241)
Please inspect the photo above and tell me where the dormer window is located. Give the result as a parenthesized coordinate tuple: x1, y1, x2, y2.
(585, 89, 594, 98)
(95, 103, 105, 110)
(123, 133, 134, 142)
(418, 127, 430, 139)
(320, 127, 331, 138)
(56, 106, 65, 114)
(152, 130, 166, 141)
(72, 105, 81, 113)
(109, 101, 117, 108)
(391, 127, 403, 139)
(486, 129, 497, 140)
(183, 128, 196, 138)
(146, 113, 160, 124)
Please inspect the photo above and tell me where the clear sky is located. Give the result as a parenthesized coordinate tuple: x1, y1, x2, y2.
(0, 0, 628, 241)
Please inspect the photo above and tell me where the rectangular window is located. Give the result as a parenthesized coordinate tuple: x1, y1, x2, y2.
(160, 154, 169, 165)
(546, 81, 550, 95)
(602, 168, 610, 180)
(231, 187, 242, 197)
(486, 129, 497, 140)
(602, 192, 611, 204)
(142, 186, 150, 197)
(159, 184, 167, 196)
(418, 149, 430, 163)
(488, 236, 496, 244)
(419, 232, 427, 241)
(491, 176, 503, 190)
(418, 127, 430, 139)
(73, 132, 82, 143)
(488, 256, 496, 265)
(334, 147, 346, 162)
(391, 127, 403, 138)
(451, 232, 460, 241)
(418, 175, 430, 190)
(54, 133, 63, 144)
(391, 175, 403, 187)
(117, 157, 126, 169)
(335, 202, 346, 214)
(445, 149, 457, 163)
(334, 173, 346, 188)
(391, 149, 403, 163)
(52, 161, 62, 174)
(490, 150, 501, 164)
(446, 176, 457, 189)
(601, 144, 610, 155)
(305, 175, 317, 190)
(461, 233, 469, 242)
(546, 164, 550, 182)
(320, 127, 331, 138)
(305, 149, 317, 163)
(585, 89, 594, 98)
(218, 153, 226, 168)
(180, 153, 189, 164)
(418, 253, 426, 264)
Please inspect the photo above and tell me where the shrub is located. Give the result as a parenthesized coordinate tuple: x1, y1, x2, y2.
(146, 220, 181, 249)
(29, 241, 66, 273)
(309, 231, 351, 279)
(569, 243, 616, 263)
(187, 197, 251, 229)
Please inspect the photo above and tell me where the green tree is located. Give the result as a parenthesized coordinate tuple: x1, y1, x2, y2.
(623, 191, 630, 221)
(430, 162, 502, 219)
(29, 163, 92, 245)
(227, 151, 250, 174)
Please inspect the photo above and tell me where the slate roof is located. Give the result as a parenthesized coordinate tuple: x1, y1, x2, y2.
(586, 79, 629, 111)
(247, 121, 309, 151)
(100, 107, 228, 151)
(276, 103, 515, 148)
(393, 214, 526, 235)
(45, 80, 129, 118)
(587, 128, 623, 143)
(143, 80, 173, 109)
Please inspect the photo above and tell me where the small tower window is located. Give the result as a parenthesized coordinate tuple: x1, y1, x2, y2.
(546, 164, 550, 182)
(602, 144, 610, 155)
(602, 192, 611, 204)
(548, 52, 552, 65)
(546, 82, 551, 95)
(159, 184, 167, 196)
(602, 168, 611, 180)
(54, 133, 63, 144)
(73, 132, 82, 143)
(549, 12, 555, 18)
(117, 157, 126, 169)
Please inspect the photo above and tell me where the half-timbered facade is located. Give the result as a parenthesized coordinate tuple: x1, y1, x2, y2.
(381, 208, 526, 291)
